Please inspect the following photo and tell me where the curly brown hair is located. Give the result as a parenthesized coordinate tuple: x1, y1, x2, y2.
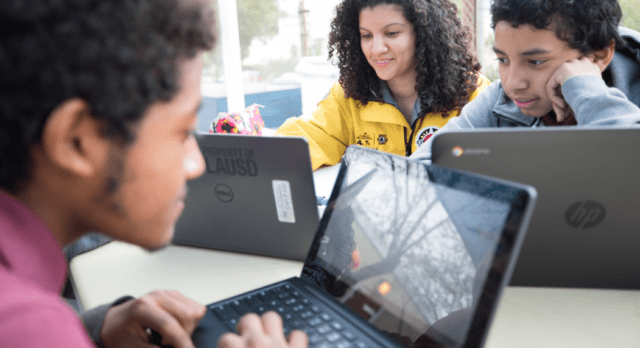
(0, 0, 216, 193)
(328, 0, 481, 117)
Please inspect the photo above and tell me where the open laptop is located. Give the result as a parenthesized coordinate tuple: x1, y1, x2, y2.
(185, 145, 537, 348)
(172, 133, 319, 261)
(431, 127, 640, 289)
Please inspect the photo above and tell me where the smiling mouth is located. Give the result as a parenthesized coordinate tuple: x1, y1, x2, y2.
(375, 59, 392, 67)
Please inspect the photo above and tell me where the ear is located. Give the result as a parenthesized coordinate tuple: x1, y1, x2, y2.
(591, 39, 616, 72)
(41, 98, 109, 178)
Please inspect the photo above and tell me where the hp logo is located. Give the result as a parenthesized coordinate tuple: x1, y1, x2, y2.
(564, 200, 606, 229)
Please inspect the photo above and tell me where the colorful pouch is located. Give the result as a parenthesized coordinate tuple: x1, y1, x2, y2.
(209, 103, 265, 135)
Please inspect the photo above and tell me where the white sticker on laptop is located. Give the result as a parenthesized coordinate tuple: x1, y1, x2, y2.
(272, 180, 295, 223)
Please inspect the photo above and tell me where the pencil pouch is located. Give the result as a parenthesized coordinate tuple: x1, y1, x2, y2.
(209, 103, 265, 135)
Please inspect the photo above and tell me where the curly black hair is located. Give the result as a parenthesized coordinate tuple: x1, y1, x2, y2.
(490, 0, 626, 55)
(328, 0, 481, 118)
(0, 0, 216, 193)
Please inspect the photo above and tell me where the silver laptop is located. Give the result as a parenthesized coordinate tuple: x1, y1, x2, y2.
(172, 133, 319, 261)
(184, 145, 537, 348)
(431, 127, 640, 289)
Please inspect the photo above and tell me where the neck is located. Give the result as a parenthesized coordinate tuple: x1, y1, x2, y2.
(13, 153, 91, 247)
(14, 186, 80, 247)
(386, 75, 419, 101)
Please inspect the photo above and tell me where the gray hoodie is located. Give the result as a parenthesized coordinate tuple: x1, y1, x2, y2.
(411, 27, 640, 162)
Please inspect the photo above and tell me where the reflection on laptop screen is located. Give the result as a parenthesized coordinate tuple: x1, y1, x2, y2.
(311, 149, 516, 346)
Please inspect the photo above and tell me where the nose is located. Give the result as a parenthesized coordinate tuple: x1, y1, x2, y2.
(184, 136, 205, 180)
(371, 35, 388, 55)
(503, 63, 529, 92)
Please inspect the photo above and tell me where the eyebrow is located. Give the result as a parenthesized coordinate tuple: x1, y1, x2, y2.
(493, 47, 552, 56)
(359, 22, 408, 31)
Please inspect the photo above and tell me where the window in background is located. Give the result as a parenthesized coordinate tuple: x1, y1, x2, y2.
(199, 0, 340, 132)
(620, 0, 640, 32)
(452, 0, 498, 81)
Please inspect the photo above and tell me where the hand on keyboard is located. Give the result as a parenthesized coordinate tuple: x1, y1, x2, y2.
(100, 290, 206, 348)
(217, 311, 308, 348)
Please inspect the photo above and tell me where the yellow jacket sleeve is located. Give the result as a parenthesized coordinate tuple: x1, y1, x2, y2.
(275, 83, 354, 170)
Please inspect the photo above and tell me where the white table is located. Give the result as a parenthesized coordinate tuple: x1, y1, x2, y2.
(69, 164, 640, 347)
(70, 241, 303, 311)
(484, 287, 640, 347)
(69, 241, 640, 348)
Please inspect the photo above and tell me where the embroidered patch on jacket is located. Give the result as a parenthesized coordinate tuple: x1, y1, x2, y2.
(416, 126, 440, 147)
(356, 132, 374, 147)
(377, 134, 388, 145)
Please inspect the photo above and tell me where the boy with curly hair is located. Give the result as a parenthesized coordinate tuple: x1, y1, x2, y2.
(411, 0, 640, 161)
(0, 0, 306, 347)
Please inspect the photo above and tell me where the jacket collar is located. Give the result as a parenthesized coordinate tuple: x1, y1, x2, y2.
(363, 80, 432, 126)
(0, 192, 67, 295)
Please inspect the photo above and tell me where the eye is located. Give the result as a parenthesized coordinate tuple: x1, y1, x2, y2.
(529, 59, 545, 66)
(386, 31, 399, 37)
(496, 57, 509, 64)
(360, 33, 372, 39)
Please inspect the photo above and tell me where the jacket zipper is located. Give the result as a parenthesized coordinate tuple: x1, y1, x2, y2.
(404, 121, 418, 156)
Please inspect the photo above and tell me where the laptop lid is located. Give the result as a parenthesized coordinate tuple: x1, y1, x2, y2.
(430, 127, 640, 289)
(301, 145, 537, 347)
(172, 133, 319, 261)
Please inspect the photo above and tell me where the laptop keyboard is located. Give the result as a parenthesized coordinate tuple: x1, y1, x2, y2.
(207, 283, 371, 348)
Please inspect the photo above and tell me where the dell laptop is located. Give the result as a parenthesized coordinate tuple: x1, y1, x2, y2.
(172, 133, 319, 261)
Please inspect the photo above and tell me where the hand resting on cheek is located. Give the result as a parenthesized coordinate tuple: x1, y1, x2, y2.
(545, 57, 603, 122)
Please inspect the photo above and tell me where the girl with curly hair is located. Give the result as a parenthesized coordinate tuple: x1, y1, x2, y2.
(276, 0, 490, 170)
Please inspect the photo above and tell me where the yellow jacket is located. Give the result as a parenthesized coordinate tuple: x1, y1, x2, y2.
(276, 76, 490, 170)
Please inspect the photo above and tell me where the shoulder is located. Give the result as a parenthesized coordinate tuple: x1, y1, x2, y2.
(316, 82, 353, 108)
(618, 26, 640, 46)
(464, 79, 504, 112)
(0, 279, 94, 347)
(327, 82, 346, 100)
(319, 82, 372, 111)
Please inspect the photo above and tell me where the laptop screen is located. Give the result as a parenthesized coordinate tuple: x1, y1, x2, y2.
(303, 146, 534, 347)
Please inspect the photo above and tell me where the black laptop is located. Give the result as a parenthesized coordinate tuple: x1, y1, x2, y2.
(172, 133, 320, 261)
(430, 127, 640, 289)
(188, 145, 537, 348)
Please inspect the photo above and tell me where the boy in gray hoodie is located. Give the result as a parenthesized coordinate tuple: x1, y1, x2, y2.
(411, 0, 640, 161)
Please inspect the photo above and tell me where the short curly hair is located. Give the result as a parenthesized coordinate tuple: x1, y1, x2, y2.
(328, 0, 481, 118)
(0, 0, 216, 193)
(490, 0, 626, 55)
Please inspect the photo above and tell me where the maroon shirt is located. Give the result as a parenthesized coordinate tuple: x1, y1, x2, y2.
(0, 193, 95, 347)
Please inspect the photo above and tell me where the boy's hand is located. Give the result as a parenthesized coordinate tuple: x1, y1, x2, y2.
(100, 290, 206, 348)
(546, 57, 603, 122)
(217, 312, 308, 348)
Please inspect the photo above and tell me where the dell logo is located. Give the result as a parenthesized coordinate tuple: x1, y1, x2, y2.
(214, 184, 234, 203)
(564, 200, 606, 229)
